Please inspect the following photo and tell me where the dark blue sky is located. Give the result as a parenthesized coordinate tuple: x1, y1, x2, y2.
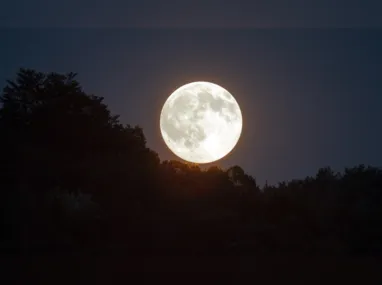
(1, 28, 381, 185)
(1, 0, 381, 28)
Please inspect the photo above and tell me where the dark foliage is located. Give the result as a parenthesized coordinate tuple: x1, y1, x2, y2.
(1, 69, 382, 257)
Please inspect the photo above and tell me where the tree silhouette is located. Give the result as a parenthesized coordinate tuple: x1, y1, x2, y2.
(0, 68, 159, 250)
(1, 68, 382, 257)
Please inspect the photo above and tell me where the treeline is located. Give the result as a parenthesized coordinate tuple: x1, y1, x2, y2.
(1, 69, 382, 256)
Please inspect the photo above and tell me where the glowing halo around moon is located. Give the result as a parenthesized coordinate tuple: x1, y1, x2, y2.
(160, 81, 243, 164)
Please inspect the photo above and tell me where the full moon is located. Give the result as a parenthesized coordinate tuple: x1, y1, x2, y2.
(160, 81, 243, 164)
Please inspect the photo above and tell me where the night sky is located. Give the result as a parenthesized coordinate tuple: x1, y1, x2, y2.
(1, 1, 381, 185)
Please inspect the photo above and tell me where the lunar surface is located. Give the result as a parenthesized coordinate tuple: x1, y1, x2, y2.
(160, 81, 242, 164)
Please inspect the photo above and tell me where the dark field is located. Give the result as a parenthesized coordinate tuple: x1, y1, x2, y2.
(2, 253, 382, 284)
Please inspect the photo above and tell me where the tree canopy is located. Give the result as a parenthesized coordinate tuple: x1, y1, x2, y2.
(1, 68, 382, 256)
